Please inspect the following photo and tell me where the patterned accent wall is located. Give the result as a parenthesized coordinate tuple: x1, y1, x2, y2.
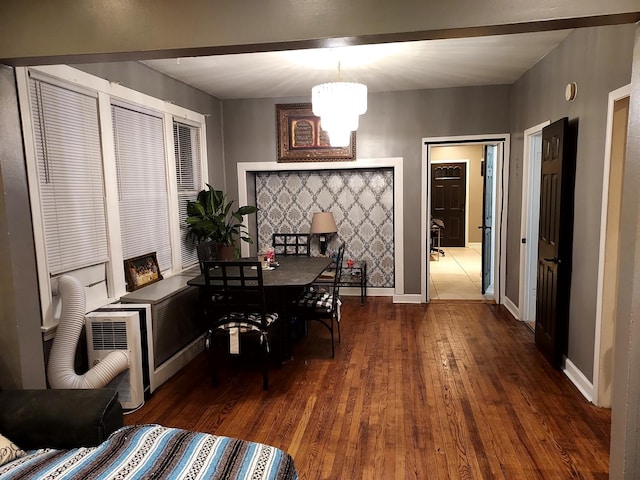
(255, 169, 394, 288)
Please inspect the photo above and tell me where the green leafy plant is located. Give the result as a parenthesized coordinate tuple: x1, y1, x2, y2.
(185, 184, 258, 246)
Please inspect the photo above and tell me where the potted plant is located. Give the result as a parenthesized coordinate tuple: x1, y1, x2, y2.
(185, 184, 258, 260)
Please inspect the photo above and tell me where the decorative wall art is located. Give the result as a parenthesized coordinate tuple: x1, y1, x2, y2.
(276, 103, 356, 162)
(255, 169, 394, 288)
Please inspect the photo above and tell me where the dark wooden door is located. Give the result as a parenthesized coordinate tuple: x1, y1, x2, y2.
(535, 117, 576, 368)
(481, 145, 496, 294)
(431, 162, 466, 247)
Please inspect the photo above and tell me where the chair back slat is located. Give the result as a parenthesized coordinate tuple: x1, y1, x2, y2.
(272, 233, 311, 256)
(330, 243, 346, 310)
(203, 260, 268, 327)
(197, 242, 217, 273)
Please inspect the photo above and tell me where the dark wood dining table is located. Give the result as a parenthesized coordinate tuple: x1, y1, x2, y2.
(186, 256, 333, 359)
(186, 256, 332, 289)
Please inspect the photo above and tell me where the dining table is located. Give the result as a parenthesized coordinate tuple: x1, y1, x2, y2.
(186, 256, 332, 289)
(186, 255, 333, 359)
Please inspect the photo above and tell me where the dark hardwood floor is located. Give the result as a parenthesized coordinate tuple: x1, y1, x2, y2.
(125, 297, 611, 479)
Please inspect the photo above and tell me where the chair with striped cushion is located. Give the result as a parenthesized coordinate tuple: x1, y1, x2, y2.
(272, 233, 311, 256)
(292, 242, 345, 358)
(203, 260, 281, 390)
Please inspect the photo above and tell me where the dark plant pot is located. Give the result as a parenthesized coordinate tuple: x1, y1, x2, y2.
(216, 244, 236, 261)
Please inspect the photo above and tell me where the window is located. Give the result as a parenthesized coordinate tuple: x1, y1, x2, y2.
(112, 103, 172, 272)
(174, 121, 202, 268)
(29, 78, 109, 275)
(19, 66, 207, 329)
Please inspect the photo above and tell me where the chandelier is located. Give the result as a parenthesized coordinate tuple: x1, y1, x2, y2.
(311, 62, 367, 147)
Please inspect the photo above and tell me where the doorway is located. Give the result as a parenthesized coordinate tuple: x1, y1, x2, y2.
(431, 160, 467, 247)
(421, 135, 510, 304)
(519, 121, 550, 329)
(593, 85, 630, 407)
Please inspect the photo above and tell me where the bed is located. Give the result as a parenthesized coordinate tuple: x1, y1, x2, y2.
(0, 424, 298, 479)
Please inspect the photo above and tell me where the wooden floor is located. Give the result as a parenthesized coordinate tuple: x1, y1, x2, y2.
(126, 297, 611, 479)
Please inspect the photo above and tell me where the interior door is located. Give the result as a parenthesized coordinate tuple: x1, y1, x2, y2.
(535, 117, 576, 368)
(480, 145, 496, 294)
(431, 162, 466, 247)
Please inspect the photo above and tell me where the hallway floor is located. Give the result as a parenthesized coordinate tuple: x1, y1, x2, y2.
(429, 244, 486, 300)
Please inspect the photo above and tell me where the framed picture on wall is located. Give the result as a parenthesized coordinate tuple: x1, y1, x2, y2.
(124, 252, 163, 291)
(276, 103, 356, 162)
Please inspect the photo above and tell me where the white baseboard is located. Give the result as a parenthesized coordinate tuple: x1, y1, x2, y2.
(393, 294, 422, 304)
(562, 356, 594, 403)
(151, 336, 205, 392)
(340, 287, 393, 298)
(502, 296, 519, 320)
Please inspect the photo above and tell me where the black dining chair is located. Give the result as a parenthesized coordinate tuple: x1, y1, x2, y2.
(291, 242, 345, 358)
(202, 260, 281, 390)
(272, 233, 311, 256)
(197, 241, 217, 273)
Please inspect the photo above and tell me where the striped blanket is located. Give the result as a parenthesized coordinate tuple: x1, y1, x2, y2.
(0, 425, 298, 479)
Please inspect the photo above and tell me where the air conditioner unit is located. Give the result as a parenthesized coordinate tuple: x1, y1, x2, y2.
(85, 311, 144, 410)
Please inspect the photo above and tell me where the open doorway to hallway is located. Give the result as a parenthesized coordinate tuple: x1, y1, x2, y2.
(425, 140, 505, 301)
(429, 145, 483, 300)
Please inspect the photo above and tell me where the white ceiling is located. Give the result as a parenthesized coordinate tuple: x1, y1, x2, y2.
(142, 30, 572, 100)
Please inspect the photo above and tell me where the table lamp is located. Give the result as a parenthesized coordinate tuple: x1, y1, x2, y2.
(310, 211, 337, 255)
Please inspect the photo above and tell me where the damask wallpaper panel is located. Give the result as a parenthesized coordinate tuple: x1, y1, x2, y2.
(255, 169, 394, 288)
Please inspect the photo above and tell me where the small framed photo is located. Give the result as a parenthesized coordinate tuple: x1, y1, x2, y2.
(124, 252, 163, 291)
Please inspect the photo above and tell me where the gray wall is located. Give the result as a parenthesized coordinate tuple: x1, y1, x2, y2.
(611, 24, 640, 480)
(506, 24, 635, 380)
(73, 61, 225, 191)
(222, 86, 511, 294)
(1, 1, 638, 61)
(0, 65, 46, 389)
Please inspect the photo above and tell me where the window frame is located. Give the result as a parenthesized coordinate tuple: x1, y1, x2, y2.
(173, 119, 204, 268)
(16, 65, 208, 333)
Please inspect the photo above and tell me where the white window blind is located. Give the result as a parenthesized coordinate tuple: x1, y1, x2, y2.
(29, 78, 109, 275)
(174, 121, 202, 268)
(112, 104, 172, 272)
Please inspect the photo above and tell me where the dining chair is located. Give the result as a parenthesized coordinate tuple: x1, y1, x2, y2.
(291, 242, 345, 358)
(272, 233, 311, 256)
(197, 241, 217, 273)
(202, 260, 281, 390)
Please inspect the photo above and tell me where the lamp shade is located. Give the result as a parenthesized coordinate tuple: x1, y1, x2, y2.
(310, 212, 337, 234)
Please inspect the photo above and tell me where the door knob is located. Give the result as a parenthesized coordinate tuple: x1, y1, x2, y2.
(543, 257, 560, 264)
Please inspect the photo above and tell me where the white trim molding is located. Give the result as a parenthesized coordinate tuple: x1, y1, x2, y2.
(393, 294, 422, 304)
(563, 356, 594, 403)
(518, 120, 550, 323)
(593, 83, 631, 407)
(421, 134, 511, 305)
(237, 158, 405, 298)
(502, 296, 519, 321)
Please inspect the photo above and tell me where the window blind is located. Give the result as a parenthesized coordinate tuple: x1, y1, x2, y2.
(30, 79, 109, 275)
(174, 121, 202, 268)
(112, 104, 172, 272)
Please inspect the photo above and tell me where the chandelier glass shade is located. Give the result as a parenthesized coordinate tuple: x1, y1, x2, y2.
(312, 81, 367, 147)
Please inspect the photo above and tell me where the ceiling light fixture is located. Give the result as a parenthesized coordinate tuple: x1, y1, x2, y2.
(311, 62, 367, 147)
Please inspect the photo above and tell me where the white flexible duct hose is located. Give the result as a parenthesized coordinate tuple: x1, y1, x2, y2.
(47, 275, 129, 389)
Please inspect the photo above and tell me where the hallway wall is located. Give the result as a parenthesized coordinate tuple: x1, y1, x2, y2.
(507, 24, 635, 380)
